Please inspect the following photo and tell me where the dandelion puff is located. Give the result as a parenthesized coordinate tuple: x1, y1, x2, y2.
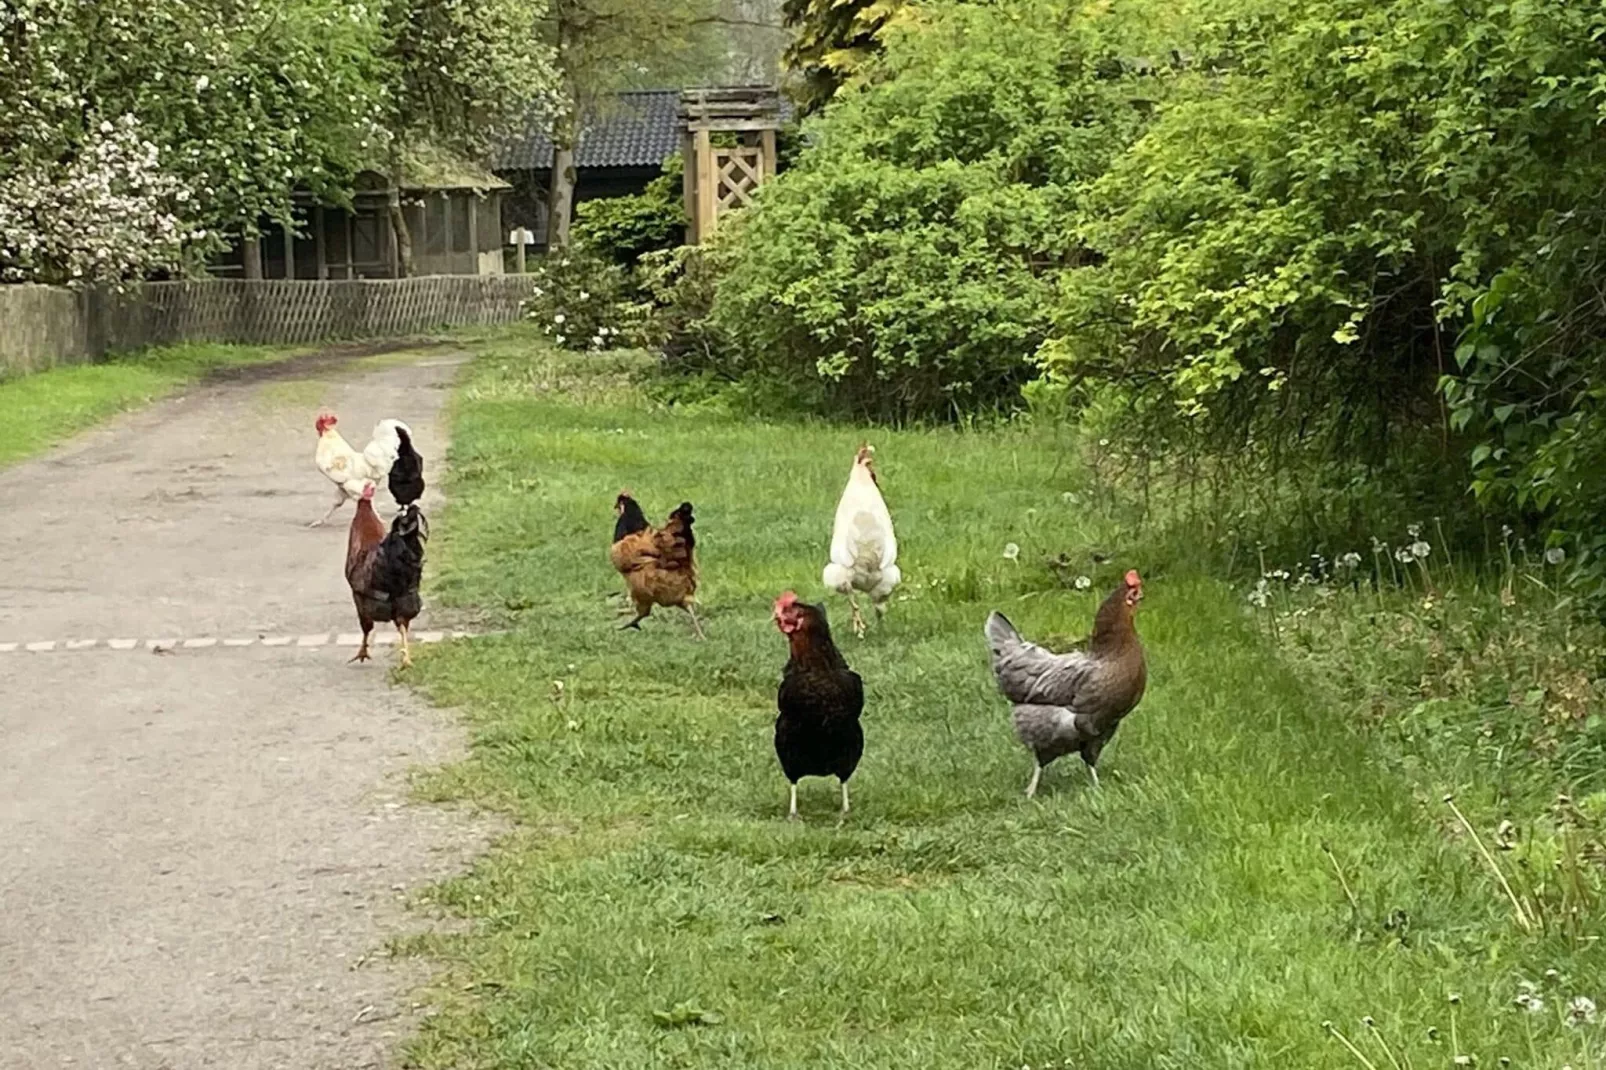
(1002, 542, 1020, 562)
(1411, 541, 1431, 560)
(1339, 552, 1362, 569)
(1545, 547, 1566, 565)
(1566, 996, 1596, 1027)
(1074, 575, 1092, 591)
(1395, 547, 1414, 563)
(1408, 523, 1422, 539)
(553, 312, 566, 324)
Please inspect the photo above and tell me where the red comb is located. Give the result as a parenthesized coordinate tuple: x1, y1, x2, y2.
(361, 483, 376, 500)
(775, 591, 798, 609)
(1125, 569, 1141, 587)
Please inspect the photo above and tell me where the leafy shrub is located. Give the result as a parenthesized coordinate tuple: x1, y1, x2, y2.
(705, 0, 1151, 421)
(573, 155, 686, 266)
(522, 248, 651, 352)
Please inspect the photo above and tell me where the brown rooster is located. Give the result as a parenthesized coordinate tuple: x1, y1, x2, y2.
(345, 483, 427, 667)
(773, 592, 864, 821)
(984, 569, 1147, 797)
(610, 492, 703, 638)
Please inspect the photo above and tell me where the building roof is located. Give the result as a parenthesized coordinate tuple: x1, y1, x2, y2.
(494, 90, 684, 172)
(493, 88, 795, 172)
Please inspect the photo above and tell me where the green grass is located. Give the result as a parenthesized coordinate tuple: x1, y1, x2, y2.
(0, 342, 300, 467)
(402, 327, 1605, 1069)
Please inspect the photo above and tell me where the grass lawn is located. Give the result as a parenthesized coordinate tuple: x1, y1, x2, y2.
(0, 342, 301, 467)
(403, 327, 1603, 1069)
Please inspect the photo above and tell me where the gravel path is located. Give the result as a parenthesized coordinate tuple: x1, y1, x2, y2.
(0, 344, 487, 1070)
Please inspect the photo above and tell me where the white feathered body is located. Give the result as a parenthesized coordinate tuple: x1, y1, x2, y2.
(315, 419, 410, 500)
(823, 460, 900, 604)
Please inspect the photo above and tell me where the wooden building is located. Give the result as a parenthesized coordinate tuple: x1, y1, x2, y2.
(211, 146, 510, 280)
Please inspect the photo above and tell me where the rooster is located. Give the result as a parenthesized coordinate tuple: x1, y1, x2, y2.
(310, 411, 411, 526)
(773, 592, 865, 821)
(610, 493, 703, 638)
(823, 444, 899, 638)
(345, 483, 427, 668)
(387, 425, 425, 507)
(984, 569, 1147, 797)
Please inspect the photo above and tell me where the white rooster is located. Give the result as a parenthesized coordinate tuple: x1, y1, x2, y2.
(309, 411, 411, 527)
(823, 444, 900, 638)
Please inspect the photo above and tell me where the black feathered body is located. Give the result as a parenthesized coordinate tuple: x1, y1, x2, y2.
(347, 503, 427, 626)
(775, 614, 865, 785)
(388, 428, 426, 507)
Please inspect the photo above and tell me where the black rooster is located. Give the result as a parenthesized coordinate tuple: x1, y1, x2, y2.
(345, 484, 427, 668)
(388, 426, 425, 507)
(772, 592, 865, 820)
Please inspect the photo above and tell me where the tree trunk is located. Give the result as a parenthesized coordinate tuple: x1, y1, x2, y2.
(546, 113, 578, 250)
(387, 149, 414, 278)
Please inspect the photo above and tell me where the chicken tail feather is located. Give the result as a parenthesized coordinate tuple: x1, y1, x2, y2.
(984, 610, 1022, 653)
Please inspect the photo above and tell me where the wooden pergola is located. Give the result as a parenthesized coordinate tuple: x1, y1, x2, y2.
(679, 86, 783, 244)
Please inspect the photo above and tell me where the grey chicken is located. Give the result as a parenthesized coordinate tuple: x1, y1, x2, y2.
(984, 569, 1147, 797)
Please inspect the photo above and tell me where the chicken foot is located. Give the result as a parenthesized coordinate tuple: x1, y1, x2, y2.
(683, 604, 706, 640)
(848, 596, 867, 639)
(349, 634, 372, 664)
(1024, 764, 1043, 799)
(787, 782, 799, 821)
(837, 780, 851, 824)
(310, 487, 349, 528)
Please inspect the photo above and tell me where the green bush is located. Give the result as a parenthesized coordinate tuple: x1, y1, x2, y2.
(522, 248, 652, 352)
(573, 155, 686, 266)
(704, 0, 1150, 421)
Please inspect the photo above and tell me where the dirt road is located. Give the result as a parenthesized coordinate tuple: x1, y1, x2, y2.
(0, 345, 484, 1070)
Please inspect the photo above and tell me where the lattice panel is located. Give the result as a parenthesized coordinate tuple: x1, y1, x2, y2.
(86, 276, 539, 353)
(713, 148, 765, 212)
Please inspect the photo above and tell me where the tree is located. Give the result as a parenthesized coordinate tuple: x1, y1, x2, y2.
(379, 0, 563, 274)
(780, 0, 912, 114)
(539, 0, 729, 250)
(0, 0, 387, 284)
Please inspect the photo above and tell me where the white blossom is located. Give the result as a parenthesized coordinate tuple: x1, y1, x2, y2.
(1545, 547, 1566, 566)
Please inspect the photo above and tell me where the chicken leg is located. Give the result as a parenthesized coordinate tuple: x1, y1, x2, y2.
(787, 782, 799, 821)
(310, 486, 349, 528)
(397, 621, 413, 669)
(1025, 763, 1043, 799)
(683, 604, 706, 640)
(1085, 764, 1100, 789)
(848, 595, 867, 639)
(838, 780, 851, 822)
(349, 621, 373, 664)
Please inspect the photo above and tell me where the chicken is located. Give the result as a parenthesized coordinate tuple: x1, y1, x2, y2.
(773, 592, 865, 821)
(610, 492, 703, 638)
(387, 425, 425, 507)
(310, 411, 411, 526)
(345, 483, 427, 668)
(822, 444, 899, 638)
(984, 569, 1147, 798)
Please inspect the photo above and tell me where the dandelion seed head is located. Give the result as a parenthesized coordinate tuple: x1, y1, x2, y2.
(1002, 542, 1020, 562)
(1545, 547, 1566, 565)
(1074, 575, 1092, 590)
(1566, 995, 1596, 1026)
(1411, 541, 1431, 560)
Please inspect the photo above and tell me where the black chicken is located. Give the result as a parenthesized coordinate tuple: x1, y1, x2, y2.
(388, 426, 425, 507)
(773, 592, 865, 820)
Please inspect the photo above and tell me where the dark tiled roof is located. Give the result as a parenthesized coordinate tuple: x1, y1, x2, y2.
(493, 90, 683, 172)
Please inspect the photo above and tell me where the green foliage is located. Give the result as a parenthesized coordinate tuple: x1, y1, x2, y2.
(573, 156, 687, 265)
(0, 0, 389, 280)
(780, 0, 913, 113)
(708, 0, 1149, 420)
(522, 248, 654, 352)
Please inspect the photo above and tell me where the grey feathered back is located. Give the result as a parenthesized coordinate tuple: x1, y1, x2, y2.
(984, 611, 1095, 707)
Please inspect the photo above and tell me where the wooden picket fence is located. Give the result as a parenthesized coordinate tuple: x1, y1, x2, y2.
(2, 276, 537, 376)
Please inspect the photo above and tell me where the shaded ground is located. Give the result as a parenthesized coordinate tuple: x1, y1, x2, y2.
(0, 343, 490, 1070)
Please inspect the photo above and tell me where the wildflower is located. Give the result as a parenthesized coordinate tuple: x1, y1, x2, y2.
(1074, 575, 1092, 591)
(1002, 543, 1020, 562)
(1339, 552, 1362, 569)
(1395, 547, 1414, 563)
(1453, 1058, 1471, 1067)
(553, 312, 566, 324)
(1247, 579, 1270, 609)
(1502, 524, 1514, 538)
(1408, 523, 1422, 539)
(578, 290, 590, 301)
(555, 334, 566, 346)
(1410, 541, 1431, 560)
(196, 74, 210, 92)
(1545, 547, 1566, 566)
(1371, 537, 1386, 554)
(1566, 996, 1596, 1027)
(1061, 491, 1077, 504)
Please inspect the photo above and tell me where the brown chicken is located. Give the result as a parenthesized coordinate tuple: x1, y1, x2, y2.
(984, 569, 1147, 797)
(346, 482, 427, 667)
(610, 492, 703, 638)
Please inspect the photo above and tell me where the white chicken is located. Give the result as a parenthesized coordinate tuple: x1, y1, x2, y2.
(309, 411, 411, 527)
(822, 444, 900, 638)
